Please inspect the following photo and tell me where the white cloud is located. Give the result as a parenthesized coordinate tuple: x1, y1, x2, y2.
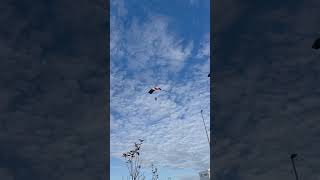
(111, 8, 194, 82)
(126, 15, 194, 74)
(111, 0, 127, 17)
(196, 33, 210, 59)
(189, 0, 198, 6)
(110, 71, 210, 171)
(110, 0, 210, 172)
(177, 174, 199, 180)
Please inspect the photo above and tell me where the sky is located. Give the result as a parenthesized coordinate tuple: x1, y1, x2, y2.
(110, 0, 210, 179)
(2, 0, 320, 180)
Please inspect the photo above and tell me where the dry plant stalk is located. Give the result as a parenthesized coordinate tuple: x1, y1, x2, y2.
(122, 139, 145, 180)
(151, 164, 159, 180)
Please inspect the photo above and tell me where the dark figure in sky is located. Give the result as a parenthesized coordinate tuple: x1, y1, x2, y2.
(148, 87, 161, 94)
(312, 38, 320, 49)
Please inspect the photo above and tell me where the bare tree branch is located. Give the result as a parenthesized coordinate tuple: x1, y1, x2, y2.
(122, 140, 145, 180)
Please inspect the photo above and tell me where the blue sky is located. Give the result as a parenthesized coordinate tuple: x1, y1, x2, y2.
(110, 0, 210, 179)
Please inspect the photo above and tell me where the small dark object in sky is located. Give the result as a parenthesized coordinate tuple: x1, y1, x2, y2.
(148, 87, 161, 94)
(312, 38, 320, 49)
(291, 154, 297, 159)
(139, 139, 144, 142)
(155, 97, 157, 101)
(208, 73, 210, 77)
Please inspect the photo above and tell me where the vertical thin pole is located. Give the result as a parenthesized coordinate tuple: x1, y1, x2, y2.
(291, 156, 299, 180)
(200, 110, 210, 147)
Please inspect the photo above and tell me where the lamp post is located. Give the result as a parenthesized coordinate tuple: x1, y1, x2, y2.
(312, 37, 320, 49)
(200, 110, 210, 147)
(290, 154, 299, 180)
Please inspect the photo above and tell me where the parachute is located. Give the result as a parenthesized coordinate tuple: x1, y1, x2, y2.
(148, 87, 162, 101)
(312, 38, 320, 49)
(148, 87, 161, 94)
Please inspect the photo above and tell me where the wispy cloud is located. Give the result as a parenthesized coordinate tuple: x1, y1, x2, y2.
(196, 33, 210, 59)
(178, 175, 199, 180)
(111, 4, 194, 82)
(111, 0, 210, 172)
(110, 75, 210, 170)
(125, 15, 194, 73)
(111, 0, 127, 17)
(189, 0, 198, 6)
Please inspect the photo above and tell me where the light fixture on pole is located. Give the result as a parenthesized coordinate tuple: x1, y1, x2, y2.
(290, 153, 299, 180)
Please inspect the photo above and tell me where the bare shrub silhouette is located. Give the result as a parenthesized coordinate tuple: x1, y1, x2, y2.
(151, 164, 159, 180)
(122, 139, 145, 180)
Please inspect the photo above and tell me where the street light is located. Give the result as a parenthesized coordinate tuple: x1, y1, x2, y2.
(200, 110, 210, 147)
(312, 37, 320, 49)
(290, 153, 299, 180)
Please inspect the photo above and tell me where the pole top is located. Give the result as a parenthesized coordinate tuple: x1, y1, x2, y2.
(290, 154, 297, 159)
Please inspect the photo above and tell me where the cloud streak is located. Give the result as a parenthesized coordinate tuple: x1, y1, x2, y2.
(111, 0, 210, 171)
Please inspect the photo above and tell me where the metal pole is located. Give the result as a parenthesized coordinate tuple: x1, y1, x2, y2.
(290, 154, 299, 180)
(200, 110, 210, 147)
